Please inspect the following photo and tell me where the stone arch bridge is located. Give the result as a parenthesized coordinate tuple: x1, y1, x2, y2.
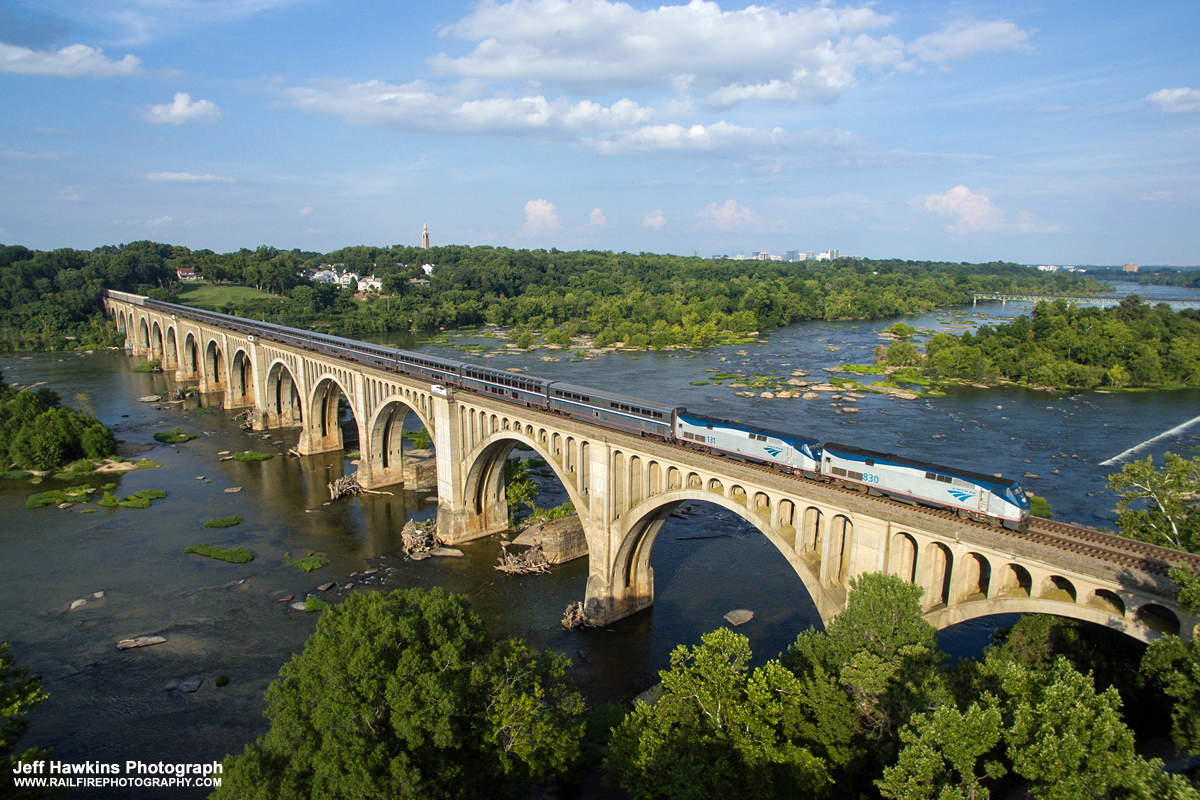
(104, 292, 1197, 639)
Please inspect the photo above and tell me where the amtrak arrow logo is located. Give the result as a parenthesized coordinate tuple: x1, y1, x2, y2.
(948, 489, 975, 503)
(764, 446, 783, 458)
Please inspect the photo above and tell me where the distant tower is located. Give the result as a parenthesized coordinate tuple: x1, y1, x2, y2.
(422, 223, 430, 249)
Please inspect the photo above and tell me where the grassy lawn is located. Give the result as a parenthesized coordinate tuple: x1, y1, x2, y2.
(176, 281, 282, 309)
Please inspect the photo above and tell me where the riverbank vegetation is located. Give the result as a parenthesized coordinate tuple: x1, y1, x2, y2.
(2, 239, 1103, 352)
(1, 643, 54, 799)
(910, 296, 1200, 389)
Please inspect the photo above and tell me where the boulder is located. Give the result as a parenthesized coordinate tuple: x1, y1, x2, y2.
(176, 676, 203, 693)
(429, 547, 464, 558)
(724, 609, 754, 626)
(69, 599, 87, 610)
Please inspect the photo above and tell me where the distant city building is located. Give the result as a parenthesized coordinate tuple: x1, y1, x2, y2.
(337, 272, 361, 288)
(422, 223, 430, 249)
(312, 269, 339, 284)
(421, 264, 434, 275)
(786, 250, 800, 262)
(176, 267, 199, 281)
(359, 275, 383, 292)
(1123, 263, 1139, 273)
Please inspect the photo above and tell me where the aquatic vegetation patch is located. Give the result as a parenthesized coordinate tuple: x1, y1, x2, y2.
(97, 492, 119, 507)
(837, 364, 887, 375)
(689, 381, 710, 386)
(154, 427, 199, 444)
(135, 459, 162, 469)
(185, 544, 255, 563)
(231, 451, 274, 462)
(196, 407, 216, 415)
(286, 552, 330, 573)
(131, 359, 161, 373)
(119, 489, 167, 509)
(711, 373, 742, 380)
(203, 516, 243, 529)
(26, 485, 93, 509)
(0, 470, 32, 480)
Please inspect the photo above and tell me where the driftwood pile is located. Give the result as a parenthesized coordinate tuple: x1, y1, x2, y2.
(561, 601, 592, 630)
(329, 474, 394, 501)
(400, 519, 441, 555)
(329, 474, 364, 500)
(494, 542, 550, 575)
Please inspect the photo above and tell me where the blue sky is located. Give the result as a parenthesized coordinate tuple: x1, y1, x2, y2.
(1, 0, 1197, 264)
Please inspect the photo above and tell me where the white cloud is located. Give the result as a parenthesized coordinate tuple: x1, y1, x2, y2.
(145, 92, 223, 125)
(587, 120, 786, 154)
(520, 198, 560, 236)
(697, 199, 760, 231)
(706, 79, 801, 110)
(298, 206, 313, 216)
(1146, 87, 1200, 113)
(145, 172, 234, 182)
(909, 20, 1031, 63)
(923, 185, 1004, 233)
(0, 41, 141, 77)
(587, 208, 608, 226)
(643, 210, 666, 229)
(435, 0, 903, 104)
(283, 79, 651, 135)
(923, 185, 1058, 235)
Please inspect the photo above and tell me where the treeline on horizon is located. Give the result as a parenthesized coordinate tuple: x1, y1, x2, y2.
(1089, 266, 1200, 290)
(0, 239, 1104, 352)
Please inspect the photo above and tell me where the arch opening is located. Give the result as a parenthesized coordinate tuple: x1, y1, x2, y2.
(1041, 576, 1077, 604)
(1135, 604, 1180, 635)
(961, 553, 991, 602)
(230, 349, 254, 407)
(266, 361, 303, 427)
(367, 396, 435, 489)
(165, 327, 178, 369)
(306, 376, 358, 457)
(1088, 589, 1126, 617)
(203, 339, 226, 395)
(926, 542, 953, 609)
(997, 564, 1032, 598)
(889, 532, 918, 584)
(150, 320, 164, 360)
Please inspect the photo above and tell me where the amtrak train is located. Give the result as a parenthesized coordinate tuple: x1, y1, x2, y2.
(107, 290, 1030, 530)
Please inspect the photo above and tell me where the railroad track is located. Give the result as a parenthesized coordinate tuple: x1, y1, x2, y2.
(654, 437, 1195, 578)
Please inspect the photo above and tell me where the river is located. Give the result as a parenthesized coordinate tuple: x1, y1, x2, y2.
(2, 282, 1198, 798)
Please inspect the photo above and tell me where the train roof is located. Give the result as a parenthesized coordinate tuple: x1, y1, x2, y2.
(550, 381, 683, 414)
(679, 412, 820, 448)
(822, 441, 1021, 490)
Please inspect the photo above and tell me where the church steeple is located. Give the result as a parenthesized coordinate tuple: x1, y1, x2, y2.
(421, 223, 430, 249)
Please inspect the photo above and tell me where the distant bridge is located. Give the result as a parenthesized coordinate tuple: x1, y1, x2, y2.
(103, 290, 1199, 640)
(973, 292, 1200, 310)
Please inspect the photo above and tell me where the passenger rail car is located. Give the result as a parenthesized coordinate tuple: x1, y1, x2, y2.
(111, 291, 1029, 529)
(819, 443, 1029, 530)
(676, 413, 820, 474)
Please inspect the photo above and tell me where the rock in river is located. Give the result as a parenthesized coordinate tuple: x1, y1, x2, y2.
(724, 609, 754, 626)
(116, 635, 166, 650)
(429, 547, 464, 558)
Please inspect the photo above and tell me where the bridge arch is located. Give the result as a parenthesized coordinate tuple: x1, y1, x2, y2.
(165, 325, 179, 369)
(150, 320, 164, 360)
(461, 429, 588, 539)
(603, 488, 829, 625)
(203, 338, 227, 394)
(306, 374, 358, 455)
(229, 348, 254, 407)
(137, 316, 149, 352)
(924, 598, 1162, 644)
(265, 359, 303, 427)
(181, 332, 198, 377)
(367, 395, 436, 488)
(117, 309, 126, 332)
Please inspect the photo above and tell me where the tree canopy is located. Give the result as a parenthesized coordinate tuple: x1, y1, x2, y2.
(213, 588, 583, 800)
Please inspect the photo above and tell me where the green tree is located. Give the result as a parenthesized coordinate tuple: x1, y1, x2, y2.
(606, 628, 829, 800)
(1107, 453, 1200, 552)
(1, 643, 59, 799)
(877, 697, 1005, 800)
(214, 589, 583, 800)
(780, 573, 946, 789)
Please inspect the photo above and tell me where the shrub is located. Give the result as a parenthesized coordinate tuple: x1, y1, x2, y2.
(204, 516, 243, 529)
(131, 359, 161, 373)
(185, 544, 255, 563)
(215, 674, 230, 688)
(304, 596, 331, 613)
(0, 471, 32, 480)
(1030, 495, 1053, 519)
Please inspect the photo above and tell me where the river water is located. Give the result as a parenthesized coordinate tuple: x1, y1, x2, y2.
(2, 282, 1198, 798)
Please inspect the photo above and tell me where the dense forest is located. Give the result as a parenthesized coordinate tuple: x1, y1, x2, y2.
(1, 240, 1103, 351)
(919, 296, 1200, 388)
(1090, 266, 1200, 290)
